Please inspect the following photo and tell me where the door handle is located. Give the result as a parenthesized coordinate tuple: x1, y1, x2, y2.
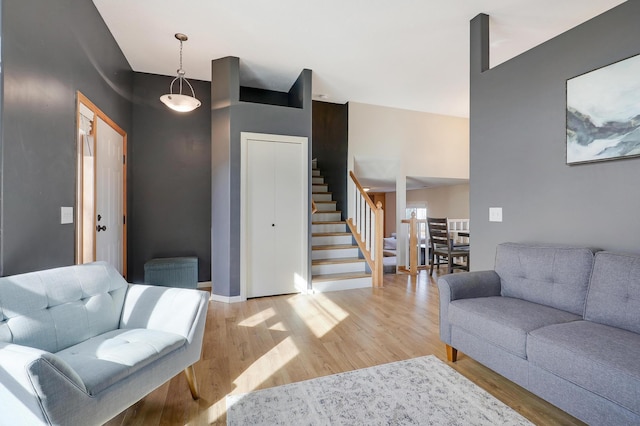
(96, 225, 107, 232)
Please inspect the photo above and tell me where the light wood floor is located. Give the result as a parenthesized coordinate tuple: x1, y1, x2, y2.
(106, 270, 585, 425)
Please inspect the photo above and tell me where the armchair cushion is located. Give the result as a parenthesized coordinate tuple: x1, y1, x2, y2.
(57, 328, 186, 395)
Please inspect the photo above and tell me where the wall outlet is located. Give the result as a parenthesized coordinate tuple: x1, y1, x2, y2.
(489, 207, 503, 222)
(61, 207, 74, 224)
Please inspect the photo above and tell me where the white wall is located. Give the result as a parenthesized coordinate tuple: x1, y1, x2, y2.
(407, 184, 470, 218)
(348, 102, 469, 182)
(385, 183, 470, 235)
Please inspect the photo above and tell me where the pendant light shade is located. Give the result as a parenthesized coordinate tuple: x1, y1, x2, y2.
(160, 33, 201, 112)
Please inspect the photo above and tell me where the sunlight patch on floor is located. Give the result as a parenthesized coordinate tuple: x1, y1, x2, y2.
(268, 321, 288, 331)
(238, 307, 276, 327)
(231, 336, 300, 393)
(288, 293, 349, 338)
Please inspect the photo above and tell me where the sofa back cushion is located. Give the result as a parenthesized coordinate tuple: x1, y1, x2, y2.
(0, 262, 127, 353)
(495, 243, 595, 315)
(585, 251, 640, 334)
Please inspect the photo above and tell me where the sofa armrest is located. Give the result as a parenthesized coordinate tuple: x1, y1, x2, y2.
(0, 342, 88, 424)
(437, 270, 501, 345)
(120, 284, 209, 343)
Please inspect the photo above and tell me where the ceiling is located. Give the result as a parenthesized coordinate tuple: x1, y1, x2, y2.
(93, 0, 624, 118)
(93, 0, 624, 192)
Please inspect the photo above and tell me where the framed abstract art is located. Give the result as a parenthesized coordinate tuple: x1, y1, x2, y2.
(566, 53, 640, 164)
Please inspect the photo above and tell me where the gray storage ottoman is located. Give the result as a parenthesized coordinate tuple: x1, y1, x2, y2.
(144, 256, 198, 288)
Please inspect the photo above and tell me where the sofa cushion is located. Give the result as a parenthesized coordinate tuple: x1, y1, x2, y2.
(0, 262, 128, 353)
(585, 251, 640, 335)
(449, 296, 580, 358)
(495, 243, 594, 315)
(528, 320, 640, 415)
(56, 328, 186, 395)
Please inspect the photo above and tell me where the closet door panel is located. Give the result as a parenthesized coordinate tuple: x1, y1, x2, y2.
(246, 139, 277, 298)
(274, 141, 305, 289)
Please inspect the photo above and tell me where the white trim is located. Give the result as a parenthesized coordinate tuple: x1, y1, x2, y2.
(210, 293, 245, 303)
(240, 132, 309, 300)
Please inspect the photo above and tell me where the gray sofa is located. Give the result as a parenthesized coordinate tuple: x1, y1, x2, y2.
(438, 242, 640, 425)
(0, 261, 209, 425)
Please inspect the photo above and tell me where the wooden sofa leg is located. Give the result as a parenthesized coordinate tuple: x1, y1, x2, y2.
(446, 344, 458, 362)
(184, 365, 200, 400)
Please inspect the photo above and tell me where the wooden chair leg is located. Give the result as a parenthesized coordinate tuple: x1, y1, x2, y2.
(184, 365, 200, 400)
(446, 344, 458, 362)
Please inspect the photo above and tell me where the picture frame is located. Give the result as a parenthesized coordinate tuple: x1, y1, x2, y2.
(566, 53, 640, 165)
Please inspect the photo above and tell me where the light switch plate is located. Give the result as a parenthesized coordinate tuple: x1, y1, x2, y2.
(489, 207, 503, 222)
(61, 207, 74, 224)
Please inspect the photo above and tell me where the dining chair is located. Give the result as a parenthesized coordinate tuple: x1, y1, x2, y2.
(426, 217, 470, 275)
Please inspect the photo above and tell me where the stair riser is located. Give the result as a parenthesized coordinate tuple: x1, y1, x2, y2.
(312, 177, 324, 184)
(312, 262, 366, 275)
(312, 277, 372, 293)
(312, 193, 332, 202)
(312, 169, 320, 176)
(312, 248, 360, 260)
(312, 184, 328, 192)
(315, 203, 337, 212)
(312, 235, 353, 245)
(312, 223, 347, 233)
(313, 212, 341, 222)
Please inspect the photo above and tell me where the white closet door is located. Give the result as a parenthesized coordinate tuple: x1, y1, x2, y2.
(243, 133, 307, 298)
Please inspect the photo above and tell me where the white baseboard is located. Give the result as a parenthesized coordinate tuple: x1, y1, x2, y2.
(209, 293, 245, 303)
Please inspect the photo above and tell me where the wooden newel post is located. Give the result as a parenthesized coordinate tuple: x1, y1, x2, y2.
(409, 212, 418, 276)
(373, 201, 384, 287)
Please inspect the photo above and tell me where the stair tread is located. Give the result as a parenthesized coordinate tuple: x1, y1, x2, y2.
(314, 201, 337, 204)
(312, 191, 332, 194)
(312, 232, 352, 237)
(312, 221, 345, 225)
(313, 210, 342, 214)
(312, 272, 371, 282)
(312, 257, 366, 265)
(312, 244, 359, 250)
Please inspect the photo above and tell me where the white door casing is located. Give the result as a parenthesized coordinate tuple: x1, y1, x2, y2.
(241, 132, 308, 299)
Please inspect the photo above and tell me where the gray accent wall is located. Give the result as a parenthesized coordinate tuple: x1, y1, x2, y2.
(1, 0, 132, 275)
(470, 2, 640, 270)
(129, 73, 211, 283)
(312, 101, 348, 220)
(211, 57, 312, 298)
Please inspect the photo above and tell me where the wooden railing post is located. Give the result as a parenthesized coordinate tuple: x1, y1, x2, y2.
(409, 212, 418, 276)
(372, 201, 384, 287)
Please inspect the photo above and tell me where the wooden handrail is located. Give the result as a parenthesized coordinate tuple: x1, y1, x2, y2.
(347, 171, 384, 287)
(349, 171, 377, 211)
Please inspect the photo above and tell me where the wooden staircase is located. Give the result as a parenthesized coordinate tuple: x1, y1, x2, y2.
(311, 167, 372, 292)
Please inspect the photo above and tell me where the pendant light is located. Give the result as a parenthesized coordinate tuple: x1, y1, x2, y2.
(160, 33, 201, 112)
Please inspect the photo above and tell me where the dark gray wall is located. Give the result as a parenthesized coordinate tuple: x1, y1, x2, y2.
(1, 0, 132, 275)
(470, 2, 640, 270)
(129, 73, 211, 283)
(211, 56, 312, 297)
(312, 101, 348, 220)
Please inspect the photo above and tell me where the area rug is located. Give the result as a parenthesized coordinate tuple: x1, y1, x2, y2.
(226, 355, 532, 425)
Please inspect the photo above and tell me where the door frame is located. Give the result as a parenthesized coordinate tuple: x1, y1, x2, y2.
(239, 132, 309, 301)
(75, 91, 128, 277)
